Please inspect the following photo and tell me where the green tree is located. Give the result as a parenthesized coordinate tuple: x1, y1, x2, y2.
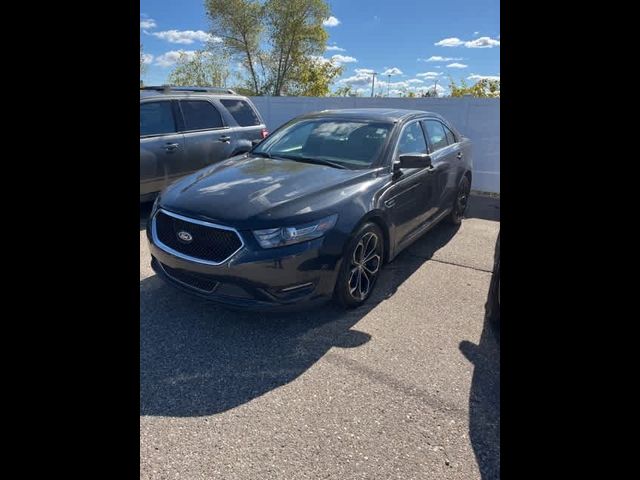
(206, 0, 265, 94)
(206, 0, 332, 96)
(286, 57, 343, 96)
(449, 77, 500, 98)
(333, 84, 353, 97)
(265, 0, 329, 95)
(168, 49, 230, 87)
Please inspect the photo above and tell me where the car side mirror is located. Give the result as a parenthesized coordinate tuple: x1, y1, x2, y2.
(398, 153, 432, 169)
(251, 139, 262, 147)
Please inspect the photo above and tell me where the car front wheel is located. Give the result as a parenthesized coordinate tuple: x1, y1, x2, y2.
(334, 223, 384, 308)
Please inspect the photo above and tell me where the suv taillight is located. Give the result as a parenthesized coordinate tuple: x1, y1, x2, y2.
(261, 128, 269, 139)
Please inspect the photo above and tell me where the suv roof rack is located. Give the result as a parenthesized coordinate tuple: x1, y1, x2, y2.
(141, 85, 237, 95)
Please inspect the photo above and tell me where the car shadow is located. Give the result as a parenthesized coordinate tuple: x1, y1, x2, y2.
(459, 234, 500, 480)
(140, 221, 461, 417)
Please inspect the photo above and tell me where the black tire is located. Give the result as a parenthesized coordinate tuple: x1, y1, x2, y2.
(334, 222, 385, 309)
(447, 175, 471, 225)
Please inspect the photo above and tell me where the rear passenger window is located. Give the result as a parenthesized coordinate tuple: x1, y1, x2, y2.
(140, 101, 176, 136)
(220, 99, 261, 127)
(424, 120, 449, 152)
(443, 124, 456, 144)
(180, 100, 224, 130)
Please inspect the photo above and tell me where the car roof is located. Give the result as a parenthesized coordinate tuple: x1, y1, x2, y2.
(298, 108, 444, 123)
(140, 87, 247, 101)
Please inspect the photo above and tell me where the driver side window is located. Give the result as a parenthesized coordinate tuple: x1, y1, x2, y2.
(397, 122, 428, 156)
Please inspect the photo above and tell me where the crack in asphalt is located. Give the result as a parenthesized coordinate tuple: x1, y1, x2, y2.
(406, 254, 494, 274)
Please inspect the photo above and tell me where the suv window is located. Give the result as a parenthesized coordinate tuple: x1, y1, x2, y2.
(220, 99, 261, 127)
(180, 100, 224, 131)
(443, 124, 456, 144)
(423, 120, 448, 152)
(140, 101, 176, 136)
(397, 121, 428, 156)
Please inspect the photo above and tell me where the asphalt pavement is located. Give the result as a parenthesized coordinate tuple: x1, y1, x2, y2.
(140, 195, 500, 480)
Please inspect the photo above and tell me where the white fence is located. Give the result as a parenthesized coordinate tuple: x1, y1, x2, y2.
(249, 96, 500, 193)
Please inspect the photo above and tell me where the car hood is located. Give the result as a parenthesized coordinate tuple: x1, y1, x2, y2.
(159, 154, 379, 228)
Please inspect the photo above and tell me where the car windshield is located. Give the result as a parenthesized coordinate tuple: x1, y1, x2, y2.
(253, 119, 393, 169)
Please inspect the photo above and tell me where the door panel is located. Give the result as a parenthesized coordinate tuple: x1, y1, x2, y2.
(385, 121, 439, 247)
(182, 130, 235, 170)
(140, 133, 187, 196)
(140, 100, 186, 196)
(422, 120, 458, 211)
(179, 100, 235, 170)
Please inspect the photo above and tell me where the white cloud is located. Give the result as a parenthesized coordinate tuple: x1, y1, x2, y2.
(407, 79, 424, 84)
(419, 55, 462, 62)
(381, 67, 403, 76)
(474, 31, 480, 35)
(154, 50, 197, 67)
(435, 35, 500, 48)
(467, 74, 500, 81)
(446, 62, 468, 68)
(330, 54, 357, 65)
(140, 18, 156, 29)
(142, 53, 154, 65)
(435, 37, 465, 47)
(326, 45, 345, 51)
(416, 71, 443, 79)
(464, 36, 500, 48)
(151, 30, 221, 44)
(323, 16, 340, 27)
(339, 69, 377, 87)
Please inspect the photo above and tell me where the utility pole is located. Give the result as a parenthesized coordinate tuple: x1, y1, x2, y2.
(433, 79, 439, 97)
(387, 74, 391, 97)
(370, 72, 377, 97)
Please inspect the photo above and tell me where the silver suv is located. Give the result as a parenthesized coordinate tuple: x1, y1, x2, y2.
(140, 86, 268, 202)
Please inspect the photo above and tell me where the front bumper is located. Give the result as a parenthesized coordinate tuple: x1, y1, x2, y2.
(147, 221, 343, 311)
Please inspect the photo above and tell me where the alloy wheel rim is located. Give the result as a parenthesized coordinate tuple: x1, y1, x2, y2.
(348, 232, 381, 301)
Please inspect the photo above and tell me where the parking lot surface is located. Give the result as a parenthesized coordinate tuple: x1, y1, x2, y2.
(140, 195, 500, 480)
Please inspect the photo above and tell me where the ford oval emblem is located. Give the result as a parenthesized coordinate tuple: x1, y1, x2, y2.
(177, 231, 193, 243)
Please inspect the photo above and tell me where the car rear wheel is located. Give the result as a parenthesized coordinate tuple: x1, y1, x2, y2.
(334, 223, 384, 308)
(447, 175, 471, 225)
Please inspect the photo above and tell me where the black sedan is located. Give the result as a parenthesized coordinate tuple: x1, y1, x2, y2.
(147, 108, 473, 310)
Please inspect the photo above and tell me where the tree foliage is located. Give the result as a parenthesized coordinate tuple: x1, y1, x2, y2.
(286, 57, 343, 96)
(206, 0, 264, 94)
(168, 49, 230, 87)
(265, 0, 329, 95)
(333, 85, 355, 97)
(206, 0, 333, 96)
(449, 77, 500, 98)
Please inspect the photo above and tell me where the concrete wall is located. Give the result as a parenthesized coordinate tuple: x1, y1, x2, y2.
(249, 96, 500, 193)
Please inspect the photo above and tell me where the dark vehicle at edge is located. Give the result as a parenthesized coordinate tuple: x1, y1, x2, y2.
(147, 108, 473, 310)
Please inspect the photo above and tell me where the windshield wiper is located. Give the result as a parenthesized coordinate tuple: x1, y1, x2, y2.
(277, 154, 348, 170)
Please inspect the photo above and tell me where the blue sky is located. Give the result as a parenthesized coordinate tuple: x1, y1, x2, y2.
(140, 0, 500, 96)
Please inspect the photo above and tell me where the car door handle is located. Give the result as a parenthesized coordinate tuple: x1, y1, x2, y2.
(164, 143, 180, 152)
(219, 135, 231, 143)
(456, 152, 463, 159)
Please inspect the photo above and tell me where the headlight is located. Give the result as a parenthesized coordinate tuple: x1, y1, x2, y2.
(253, 214, 338, 248)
